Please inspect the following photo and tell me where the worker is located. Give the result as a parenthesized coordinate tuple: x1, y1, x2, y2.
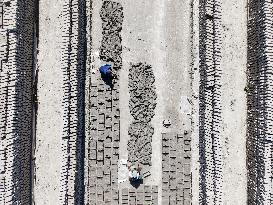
(99, 64, 116, 79)
(128, 163, 142, 182)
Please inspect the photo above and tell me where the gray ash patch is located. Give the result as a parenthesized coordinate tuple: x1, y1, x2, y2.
(127, 63, 157, 167)
(99, 1, 123, 70)
(127, 122, 154, 165)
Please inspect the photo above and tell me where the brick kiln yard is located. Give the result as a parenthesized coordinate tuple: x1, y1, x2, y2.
(83, 1, 193, 204)
(0, 0, 273, 204)
(34, 0, 194, 204)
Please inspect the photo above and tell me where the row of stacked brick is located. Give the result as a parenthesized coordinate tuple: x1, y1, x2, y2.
(87, 83, 120, 205)
(247, 0, 273, 204)
(199, 0, 223, 204)
(121, 186, 158, 205)
(127, 63, 157, 168)
(0, 0, 35, 204)
(59, 0, 87, 204)
(162, 133, 191, 205)
(86, 1, 123, 204)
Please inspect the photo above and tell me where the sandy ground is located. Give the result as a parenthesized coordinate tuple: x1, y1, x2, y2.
(221, 0, 248, 204)
(34, 0, 64, 203)
(191, 1, 200, 204)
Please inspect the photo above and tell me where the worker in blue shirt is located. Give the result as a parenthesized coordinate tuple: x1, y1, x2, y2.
(99, 64, 117, 88)
(99, 64, 111, 75)
(99, 64, 116, 78)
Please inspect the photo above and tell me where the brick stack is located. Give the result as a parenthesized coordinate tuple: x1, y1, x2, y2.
(0, 0, 35, 204)
(247, 0, 273, 204)
(59, 0, 87, 204)
(199, 0, 223, 204)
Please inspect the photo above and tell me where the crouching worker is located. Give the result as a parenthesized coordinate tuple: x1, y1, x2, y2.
(128, 164, 142, 182)
(99, 64, 117, 79)
(99, 64, 117, 88)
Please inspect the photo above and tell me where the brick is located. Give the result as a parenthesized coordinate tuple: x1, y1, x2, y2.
(162, 146, 169, 154)
(97, 150, 104, 161)
(183, 188, 191, 199)
(104, 158, 111, 166)
(89, 140, 97, 150)
(90, 149, 96, 160)
(112, 121, 119, 130)
(184, 164, 191, 174)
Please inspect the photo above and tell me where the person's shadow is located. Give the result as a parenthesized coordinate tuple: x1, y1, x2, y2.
(101, 73, 114, 89)
(129, 178, 143, 189)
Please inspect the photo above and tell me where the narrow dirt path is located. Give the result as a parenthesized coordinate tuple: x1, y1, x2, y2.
(34, 0, 65, 203)
(222, 0, 247, 204)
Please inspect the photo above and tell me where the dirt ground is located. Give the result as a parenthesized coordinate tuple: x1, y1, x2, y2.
(32, 0, 249, 204)
(2, 0, 273, 204)
(34, 0, 65, 203)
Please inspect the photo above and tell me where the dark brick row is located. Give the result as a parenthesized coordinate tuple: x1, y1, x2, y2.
(0, 0, 35, 204)
(199, 0, 223, 204)
(59, 0, 87, 204)
(247, 1, 273, 204)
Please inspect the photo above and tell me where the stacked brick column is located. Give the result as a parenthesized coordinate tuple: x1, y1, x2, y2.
(0, 0, 35, 204)
(59, 0, 87, 203)
(247, 0, 273, 204)
(199, 0, 223, 204)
